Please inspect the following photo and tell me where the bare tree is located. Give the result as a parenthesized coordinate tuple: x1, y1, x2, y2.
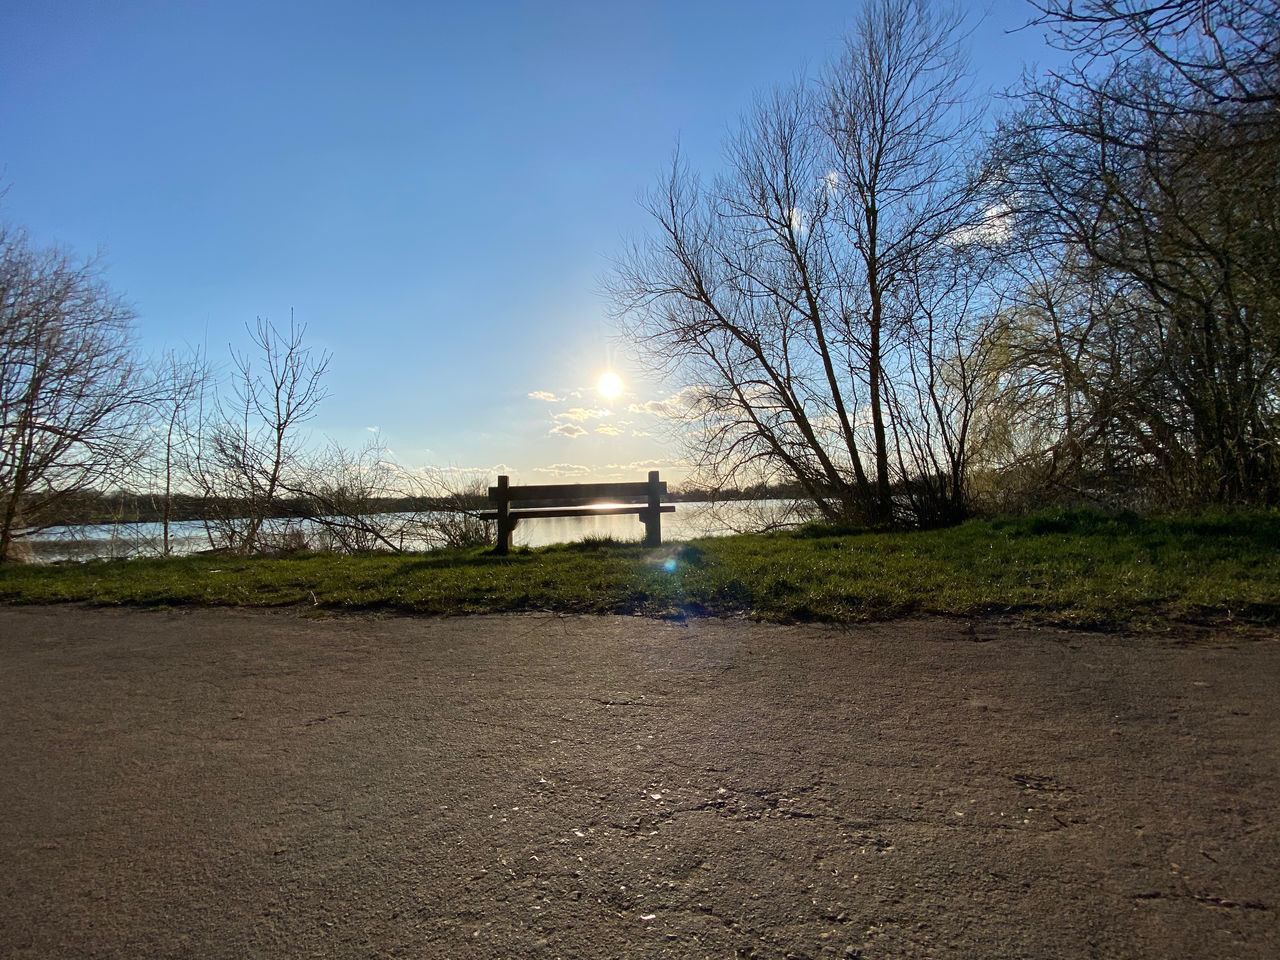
(612, 0, 996, 526)
(990, 0, 1280, 505)
(976, 242, 1180, 507)
(0, 224, 151, 561)
(402, 468, 495, 550)
(195, 316, 330, 554)
(140, 346, 211, 555)
(889, 243, 1007, 523)
(289, 440, 494, 553)
(1029, 0, 1280, 112)
(288, 438, 407, 553)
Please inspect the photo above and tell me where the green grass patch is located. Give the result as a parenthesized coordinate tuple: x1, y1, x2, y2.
(2, 508, 1277, 630)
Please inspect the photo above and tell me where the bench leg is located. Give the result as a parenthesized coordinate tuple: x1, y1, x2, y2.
(642, 509, 661, 548)
(493, 475, 515, 555)
(496, 517, 516, 555)
(643, 470, 662, 547)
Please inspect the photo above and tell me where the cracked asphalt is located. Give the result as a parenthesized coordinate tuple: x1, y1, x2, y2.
(1, 606, 1277, 959)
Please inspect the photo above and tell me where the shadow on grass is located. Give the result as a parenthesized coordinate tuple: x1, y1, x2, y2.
(987, 507, 1280, 549)
(391, 547, 539, 573)
(1164, 509, 1280, 547)
(388, 537, 668, 576)
(788, 521, 886, 539)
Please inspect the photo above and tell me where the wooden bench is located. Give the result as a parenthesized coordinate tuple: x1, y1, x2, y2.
(480, 471, 674, 555)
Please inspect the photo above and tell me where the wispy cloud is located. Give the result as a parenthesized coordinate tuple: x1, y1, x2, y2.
(528, 390, 561, 403)
(629, 387, 703, 420)
(629, 399, 674, 416)
(595, 424, 622, 436)
(526, 458, 688, 482)
(550, 423, 588, 439)
(555, 407, 609, 423)
(607, 458, 674, 470)
(534, 463, 593, 478)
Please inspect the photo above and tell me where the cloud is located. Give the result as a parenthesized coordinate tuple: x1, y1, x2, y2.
(631, 429, 651, 437)
(595, 424, 622, 436)
(629, 387, 704, 420)
(603, 458, 684, 472)
(524, 458, 690, 483)
(550, 423, 588, 439)
(629, 400, 674, 416)
(386, 460, 503, 481)
(534, 463, 593, 478)
(555, 407, 609, 423)
(528, 391, 561, 402)
(946, 203, 1013, 247)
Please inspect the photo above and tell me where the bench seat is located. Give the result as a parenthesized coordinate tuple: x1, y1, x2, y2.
(478, 504, 675, 521)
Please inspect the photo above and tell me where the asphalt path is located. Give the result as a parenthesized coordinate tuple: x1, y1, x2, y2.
(1, 606, 1277, 959)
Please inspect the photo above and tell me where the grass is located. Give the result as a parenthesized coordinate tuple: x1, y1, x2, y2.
(1, 508, 1277, 631)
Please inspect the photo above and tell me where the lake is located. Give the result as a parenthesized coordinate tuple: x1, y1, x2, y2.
(22, 500, 807, 562)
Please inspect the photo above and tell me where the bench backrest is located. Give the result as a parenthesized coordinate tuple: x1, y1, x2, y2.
(489, 473, 666, 507)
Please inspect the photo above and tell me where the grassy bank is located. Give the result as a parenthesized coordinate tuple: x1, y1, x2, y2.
(1, 509, 1277, 630)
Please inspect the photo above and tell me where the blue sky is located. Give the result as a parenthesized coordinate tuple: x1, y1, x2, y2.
(1, 0, 1062, 484)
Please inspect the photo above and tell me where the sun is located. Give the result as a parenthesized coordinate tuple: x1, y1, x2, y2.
(597, 372, 623, 399)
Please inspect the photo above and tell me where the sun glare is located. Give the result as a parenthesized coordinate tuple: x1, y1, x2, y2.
(597, 372, 623, 399)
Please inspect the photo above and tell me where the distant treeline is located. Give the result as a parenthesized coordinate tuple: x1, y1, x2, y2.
(29, 491, 482, 526)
